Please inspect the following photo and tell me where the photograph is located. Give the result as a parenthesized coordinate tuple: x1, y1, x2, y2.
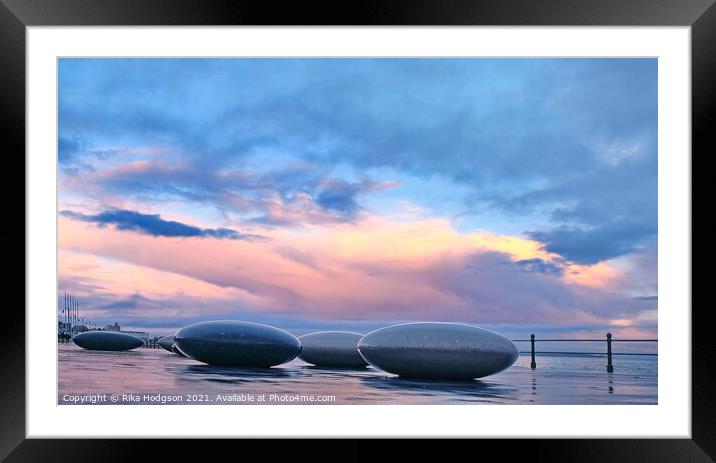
(56, 57, 659, 406)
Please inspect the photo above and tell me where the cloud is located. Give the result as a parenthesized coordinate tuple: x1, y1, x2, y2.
(100, 293, 155, 310)
(513, 258, 565, 276)
(58, 135, 84, 164)
(56, 58, 658, 336)
(58, 58, 657, 263)
(60, 208, 266, 241)
(528, 222, 656, 265)
(75, 159, 397, 226)
(315, 179, 399, 216)
(498, 158, 658, 264)
(59, 214, 654, 329)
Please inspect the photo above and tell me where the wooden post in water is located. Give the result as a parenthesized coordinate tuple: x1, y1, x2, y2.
(606, 332, 614, 372)
(530, 334, 536, 369)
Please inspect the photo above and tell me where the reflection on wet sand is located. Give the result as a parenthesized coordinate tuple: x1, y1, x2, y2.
(530, 370, 537, 401)
(359, 376, 519, 403)
(302, 365, 368, 372)
(179, 364, 295, 380)
(608, 373, 614, 394)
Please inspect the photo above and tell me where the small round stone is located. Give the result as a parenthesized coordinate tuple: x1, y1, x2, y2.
(158, 335, 175, 352)
(72, 331, 144, 351)
(298, 331, 368, 368)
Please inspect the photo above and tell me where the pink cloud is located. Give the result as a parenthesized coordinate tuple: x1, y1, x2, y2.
(58, 214, 656, 330)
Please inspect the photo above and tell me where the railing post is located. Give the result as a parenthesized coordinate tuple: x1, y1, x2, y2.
(606, 333, 614, 372)
(530, 334, 536, 369)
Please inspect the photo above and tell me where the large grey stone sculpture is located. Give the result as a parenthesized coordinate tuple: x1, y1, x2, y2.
(357, 323, 518, 380)
(173, 320, 301, 367)
(298, 331, 368, 368)
(72, 331, 144, 351)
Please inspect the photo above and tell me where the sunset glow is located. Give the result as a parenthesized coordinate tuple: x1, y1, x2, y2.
(58, 58, 657, 338)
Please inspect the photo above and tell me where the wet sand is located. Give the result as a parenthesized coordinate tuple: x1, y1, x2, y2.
(58, 343, 657, 405)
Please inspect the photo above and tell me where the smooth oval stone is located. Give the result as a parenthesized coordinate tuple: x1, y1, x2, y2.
(173, 321, 301, 367)
(357, 323, 518, 380)
(298, 331, 368, 368)
(158, 335, 175, 352)
(73, 331, 144, 351)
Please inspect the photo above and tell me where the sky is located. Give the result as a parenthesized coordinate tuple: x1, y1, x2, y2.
(57, 58, 658, 341)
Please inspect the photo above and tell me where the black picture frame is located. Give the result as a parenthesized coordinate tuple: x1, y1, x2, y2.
(4, 0, 710, 460)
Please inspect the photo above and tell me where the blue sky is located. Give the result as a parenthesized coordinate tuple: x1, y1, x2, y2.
(58, 58, 658, 339)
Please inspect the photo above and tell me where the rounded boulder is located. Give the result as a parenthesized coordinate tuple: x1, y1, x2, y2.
(173, 320, 301, 367)
(158, 335, 175, 352)
(357, 323, 518, 380)
(72, 331, 144, 351)
(298, 331, 368, 368)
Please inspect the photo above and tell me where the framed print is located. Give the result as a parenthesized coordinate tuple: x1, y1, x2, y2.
(5, 0, 712, 460)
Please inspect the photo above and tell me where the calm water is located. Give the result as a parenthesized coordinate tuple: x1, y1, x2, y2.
(58, 343, 657, 405)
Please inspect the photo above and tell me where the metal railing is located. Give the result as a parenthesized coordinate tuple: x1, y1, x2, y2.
(512, 333, 657, 372)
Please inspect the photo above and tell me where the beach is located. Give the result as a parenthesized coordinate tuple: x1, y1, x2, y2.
(58, 343, 657, 405)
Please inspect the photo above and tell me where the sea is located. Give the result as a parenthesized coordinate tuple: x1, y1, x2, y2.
(57, 343, 657, 405)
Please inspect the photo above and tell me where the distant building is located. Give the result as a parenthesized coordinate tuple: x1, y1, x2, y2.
(98, 322, 149, 339)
